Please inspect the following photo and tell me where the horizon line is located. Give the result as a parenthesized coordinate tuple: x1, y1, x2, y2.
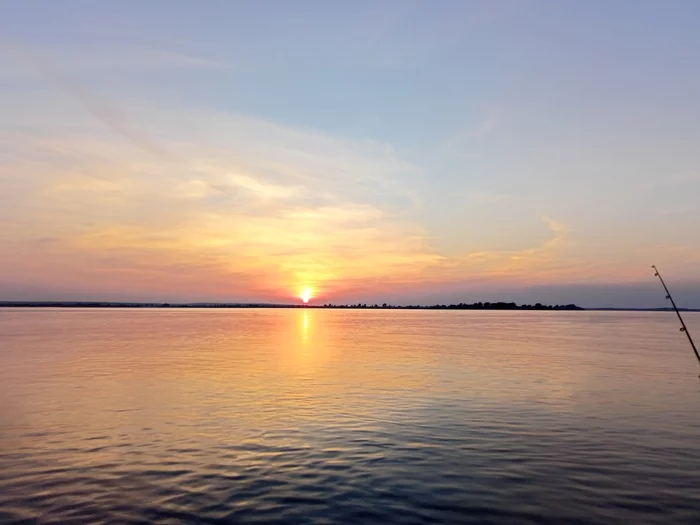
(1, 300, 698, 312)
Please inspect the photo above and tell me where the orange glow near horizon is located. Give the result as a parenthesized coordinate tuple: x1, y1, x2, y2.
(300, 287, 313, 304)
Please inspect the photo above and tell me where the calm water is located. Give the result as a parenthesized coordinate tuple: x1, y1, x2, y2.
(1, 309, 700, 524)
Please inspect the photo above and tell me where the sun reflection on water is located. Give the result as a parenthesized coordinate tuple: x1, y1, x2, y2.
(302, 310, 310, 343)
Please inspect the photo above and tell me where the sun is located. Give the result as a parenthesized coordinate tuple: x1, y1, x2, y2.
(300, 287, 313, 304)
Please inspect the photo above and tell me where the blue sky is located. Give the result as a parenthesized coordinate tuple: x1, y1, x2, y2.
(1, 1, 699, 307)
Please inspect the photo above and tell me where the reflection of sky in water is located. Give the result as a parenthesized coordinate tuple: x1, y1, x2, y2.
(2, 309, 700, 523)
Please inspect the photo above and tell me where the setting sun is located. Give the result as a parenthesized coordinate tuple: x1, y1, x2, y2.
(300, 287, 313, 304)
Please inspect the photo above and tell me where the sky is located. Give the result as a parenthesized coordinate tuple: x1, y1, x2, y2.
(1, 0, 699, 308)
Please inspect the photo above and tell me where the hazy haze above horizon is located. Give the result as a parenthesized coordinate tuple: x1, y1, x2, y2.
(1, 1, 699, 308)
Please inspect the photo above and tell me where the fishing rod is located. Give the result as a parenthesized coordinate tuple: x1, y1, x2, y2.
(651, 265, 700, 372)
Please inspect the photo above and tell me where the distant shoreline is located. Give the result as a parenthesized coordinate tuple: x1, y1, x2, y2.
(1, 301, 697, 312)
(2, 301, 583, 310)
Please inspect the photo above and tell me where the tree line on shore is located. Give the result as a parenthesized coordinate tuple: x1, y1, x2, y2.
(318, 302, 583, 310)
(0, 301, 583, 310)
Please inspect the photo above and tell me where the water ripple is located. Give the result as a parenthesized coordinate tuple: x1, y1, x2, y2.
(1, 309, 700, 523)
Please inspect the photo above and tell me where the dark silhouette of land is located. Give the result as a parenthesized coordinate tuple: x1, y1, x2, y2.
(1, 301, 584, 310)
(3, 301, 699, 311)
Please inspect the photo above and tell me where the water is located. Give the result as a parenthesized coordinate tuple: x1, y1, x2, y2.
(1, 308, 700, 524)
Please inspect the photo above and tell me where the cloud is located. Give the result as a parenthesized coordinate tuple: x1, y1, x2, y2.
(228, 174, 300, 200)
(441, 107, 502, 157)
(541, 215, 567, 242)
(0, 66, 599, 302)
(0, 85, 585, 302)
(468, 112, 502, 139)
(0, 39, 233, 76)
(419, 215, 572, 286)
(0, 40, 186, 166)
(0, 83, 439, 300)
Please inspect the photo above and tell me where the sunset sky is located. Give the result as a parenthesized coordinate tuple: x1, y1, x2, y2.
(1, 1, 699, 307)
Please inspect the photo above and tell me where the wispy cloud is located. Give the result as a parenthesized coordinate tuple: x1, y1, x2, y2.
(0, 41, 607, 302)
(1, 39, 184, 164)
(467, 111, 502, 139)
(1, 82, 584, 302)
(0, 39, 233, 75)
(417, 215, 573, 286)
(441, 107, 503, 157)
(0, 79, 436, 300)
